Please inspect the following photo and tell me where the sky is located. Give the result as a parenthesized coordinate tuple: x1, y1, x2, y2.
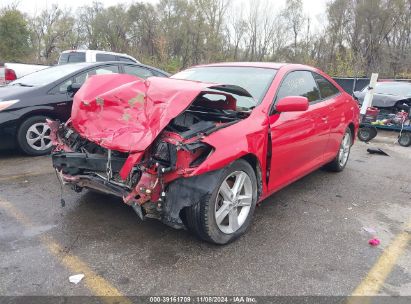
(2, 0, 329, 30)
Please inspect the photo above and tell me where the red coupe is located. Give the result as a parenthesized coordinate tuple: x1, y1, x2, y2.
(51, 62, 360, 244)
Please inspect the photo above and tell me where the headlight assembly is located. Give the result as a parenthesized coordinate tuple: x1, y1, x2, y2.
(0, 99, 19, 112)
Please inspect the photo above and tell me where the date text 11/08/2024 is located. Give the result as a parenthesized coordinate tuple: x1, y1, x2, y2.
(149, 296, 257, 303)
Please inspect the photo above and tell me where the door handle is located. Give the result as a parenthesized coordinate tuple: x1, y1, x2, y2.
(321, 117, 328, 122)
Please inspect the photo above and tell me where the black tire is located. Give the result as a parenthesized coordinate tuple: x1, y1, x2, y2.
(398, 132, 411, 147)
(17, 115, 53, 156)
(325, 128, 352, 172)
(358, 126, 377, 142)
(184, 159, 258, 245)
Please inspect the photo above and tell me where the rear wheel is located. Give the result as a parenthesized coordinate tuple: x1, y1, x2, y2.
(17, 115, 53, 156)
(184, 159, 257, 244)
(325, 128, 352, 172)
(398, 132, 411, 147)
(358, 126, 377, 142)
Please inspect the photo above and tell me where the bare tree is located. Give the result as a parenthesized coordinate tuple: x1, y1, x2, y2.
(283, 0, 305, 58)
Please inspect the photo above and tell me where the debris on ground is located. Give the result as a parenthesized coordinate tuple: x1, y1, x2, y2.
(69, 274, 85, 284)
(368, 238, 380, 246)
(363, 227, 376, 234)
(367, 148, 390, 156)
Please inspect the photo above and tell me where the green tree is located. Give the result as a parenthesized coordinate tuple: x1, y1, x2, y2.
(0, 7, 31, 62)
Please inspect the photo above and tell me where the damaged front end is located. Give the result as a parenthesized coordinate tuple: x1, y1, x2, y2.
(50, 74, 252, 229)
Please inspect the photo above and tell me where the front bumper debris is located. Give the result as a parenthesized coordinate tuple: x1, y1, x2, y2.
(52, 152, 126, 175)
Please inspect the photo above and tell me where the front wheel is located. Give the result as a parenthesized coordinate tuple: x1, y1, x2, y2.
(17, 115, 53, 156)
(184, 159, 257, 244)
(324, 128, 352, 172)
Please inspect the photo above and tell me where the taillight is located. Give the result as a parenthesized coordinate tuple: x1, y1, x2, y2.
(5, 68, 17, 82)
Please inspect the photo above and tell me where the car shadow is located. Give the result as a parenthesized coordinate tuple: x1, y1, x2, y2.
(55, 167, 335, 253)
(0, 148, 23, 158)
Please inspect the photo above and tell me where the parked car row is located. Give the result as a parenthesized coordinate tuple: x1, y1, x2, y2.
(0, 50, 140, 87)
(0, 61, 170, 155)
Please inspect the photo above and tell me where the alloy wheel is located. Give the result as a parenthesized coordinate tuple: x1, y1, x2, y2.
(215, 171, 252, 234)
(338, 132, 351, 167)
(26, 122, 52, 151)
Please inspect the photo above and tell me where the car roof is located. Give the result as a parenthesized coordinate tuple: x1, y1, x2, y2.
(192, 62, 319, 71)
(60, 50, 140, 63)
(377, 81, 411, 85)
(60, 61, 170, 76)
(194, 62, 286, 69)
(62, 49, 129, 56)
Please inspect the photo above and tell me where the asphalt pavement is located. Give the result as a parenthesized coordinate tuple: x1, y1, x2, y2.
(0, 132, 410, 297)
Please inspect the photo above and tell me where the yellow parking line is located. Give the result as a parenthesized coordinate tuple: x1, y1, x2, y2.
(351, 219, 411, 297)
(0, 199, 132, 304)
(0, 171, 54, 182)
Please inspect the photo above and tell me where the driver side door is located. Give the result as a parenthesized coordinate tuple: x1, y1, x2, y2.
(267, 70, 330, 193)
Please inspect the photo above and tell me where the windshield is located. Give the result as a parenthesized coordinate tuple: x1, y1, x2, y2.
(58, 52, 86, 65)
(362, 82, 411, 96)
(171, 66, 277, 109)
(9, 64, 85, 87)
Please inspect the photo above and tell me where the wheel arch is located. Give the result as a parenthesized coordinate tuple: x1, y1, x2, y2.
(16, 108, 61, 131)
(240, 153, 263, 200)
(348, 122, 355, 145)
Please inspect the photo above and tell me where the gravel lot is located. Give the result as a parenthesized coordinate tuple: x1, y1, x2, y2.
(0, 132, 410, 297)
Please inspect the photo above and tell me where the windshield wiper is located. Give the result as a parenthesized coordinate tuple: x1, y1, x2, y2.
(11, 83, 34, 87)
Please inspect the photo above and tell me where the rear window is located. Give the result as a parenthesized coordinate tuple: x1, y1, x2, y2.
(96, 54, 117, 62)
(58, 52, 86, 65)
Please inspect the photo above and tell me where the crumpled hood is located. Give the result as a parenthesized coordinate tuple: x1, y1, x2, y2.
(71, 74, 220, 152)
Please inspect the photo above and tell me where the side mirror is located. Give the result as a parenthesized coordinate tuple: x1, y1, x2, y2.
(67, 82, 82, 95)
(275, 96, 309, 113)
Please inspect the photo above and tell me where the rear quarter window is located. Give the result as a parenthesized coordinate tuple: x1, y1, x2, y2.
(313, 73, 340, 99)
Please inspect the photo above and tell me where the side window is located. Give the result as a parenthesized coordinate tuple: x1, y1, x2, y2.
(54, 70, 94, 93)
(75, 65, 119, 82)
(118, 57, 135, 63)
(123, 65, 154, 79)
(313, 73, 340, 99)
(96, 53, 117, 62)
(74, 70, 93, 84)
(94, 65, 120, 75)
(276, 71, 320, 103)
(57, 78, 73, 93)
(58, 52, 85, 65)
